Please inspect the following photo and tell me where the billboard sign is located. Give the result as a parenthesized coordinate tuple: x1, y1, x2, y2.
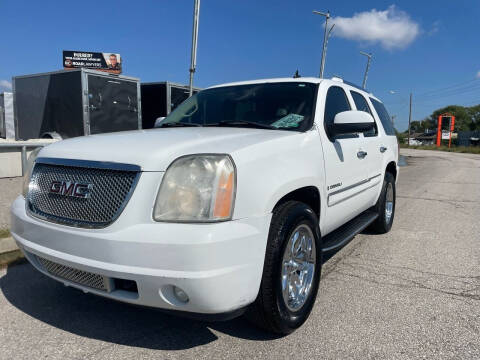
(436, 113, 456, 147)
(442, 130, 450, 140)
(63, 50, 122, 74)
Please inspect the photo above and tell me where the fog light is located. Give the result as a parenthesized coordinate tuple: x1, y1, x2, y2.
(173, 286, 189, 303)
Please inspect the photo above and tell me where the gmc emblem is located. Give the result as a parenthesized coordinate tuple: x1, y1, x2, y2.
(49, 180, 93, 199)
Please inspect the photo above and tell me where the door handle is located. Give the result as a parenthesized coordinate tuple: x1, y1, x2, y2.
(380, 146, 388, 153)
(357, 151, 368, 159)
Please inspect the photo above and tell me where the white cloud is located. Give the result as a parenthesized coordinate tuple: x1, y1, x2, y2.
(331, 5, 420, 50)
(0, 79, 12, 90)
(476, 71, 480, 79)
(427, 20, 440, 36)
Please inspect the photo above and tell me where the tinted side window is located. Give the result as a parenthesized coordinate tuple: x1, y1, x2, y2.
(324, 86, 350, 137)
(351, 91, 371, 114)
(351, 91, 377, 137)
(370, 98, 396, 136)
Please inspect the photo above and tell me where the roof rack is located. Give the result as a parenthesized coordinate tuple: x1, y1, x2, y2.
(343, 80, 366, 92)
(330, 76, 366, 92)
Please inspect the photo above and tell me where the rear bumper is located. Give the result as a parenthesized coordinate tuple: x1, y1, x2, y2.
(11, 196, 271, 314)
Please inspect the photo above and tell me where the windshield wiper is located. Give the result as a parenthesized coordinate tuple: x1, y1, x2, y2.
(206, 120, 277, 130)
(156, 122, 202, 128)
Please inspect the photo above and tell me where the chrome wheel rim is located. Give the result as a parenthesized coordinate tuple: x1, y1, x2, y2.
(385, 182, 394, 224)
(281, 224, 316, 312)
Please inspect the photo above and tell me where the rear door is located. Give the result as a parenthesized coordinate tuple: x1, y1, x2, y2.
(349, 90, 383, 205)
(87, 74, 140, 135)
(368, 96, 399, 172)
(317, 84, 371, 234)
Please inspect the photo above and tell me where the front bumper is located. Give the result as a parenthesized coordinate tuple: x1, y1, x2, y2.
(11, 196, 271, 314)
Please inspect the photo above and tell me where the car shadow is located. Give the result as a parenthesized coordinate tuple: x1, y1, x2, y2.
(0, 263, 281, 351)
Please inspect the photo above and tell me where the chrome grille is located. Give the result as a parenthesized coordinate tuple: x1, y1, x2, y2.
(36, 255, 111, 292)
(27, 159, 140, 228)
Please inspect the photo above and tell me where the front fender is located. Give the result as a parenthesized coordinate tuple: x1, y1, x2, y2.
(230, 131, 325, 220)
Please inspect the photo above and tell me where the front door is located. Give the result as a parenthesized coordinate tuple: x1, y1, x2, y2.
(317, 85, 372, 235)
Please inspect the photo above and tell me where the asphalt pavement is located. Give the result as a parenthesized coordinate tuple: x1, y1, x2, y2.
(0, 149, 479, 359)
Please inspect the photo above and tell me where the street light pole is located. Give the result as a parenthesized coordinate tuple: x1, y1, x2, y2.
(391, 115, 396, 128)
(408, 92, 413, 147)
(360, 51, 372, 89)
(188, 0, 200, 97)
(313, 10, 330, 78)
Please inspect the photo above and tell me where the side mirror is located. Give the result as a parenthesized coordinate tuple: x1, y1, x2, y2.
(154, 117, 166, 128)
(331, 110, 375, 136)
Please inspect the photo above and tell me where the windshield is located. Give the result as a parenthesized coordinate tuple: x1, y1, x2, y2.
(159, 82, 318, 131)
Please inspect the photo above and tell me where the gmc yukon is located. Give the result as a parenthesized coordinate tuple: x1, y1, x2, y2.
(11, 77, 398, 334)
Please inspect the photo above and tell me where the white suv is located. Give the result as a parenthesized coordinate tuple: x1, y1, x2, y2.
(11, 77, 398, 334)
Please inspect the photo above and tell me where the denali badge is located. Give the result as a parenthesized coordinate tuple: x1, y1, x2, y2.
(49, 181, 93, 199)
(327, 182, 342, 191)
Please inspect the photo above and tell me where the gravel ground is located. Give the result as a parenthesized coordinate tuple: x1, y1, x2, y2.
(0, 149, 479, 359)
(0, 177, 22, 228)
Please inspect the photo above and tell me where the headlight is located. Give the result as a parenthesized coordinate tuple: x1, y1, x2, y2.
(153, 154, 236, 222)
(22, 147, 42, 197)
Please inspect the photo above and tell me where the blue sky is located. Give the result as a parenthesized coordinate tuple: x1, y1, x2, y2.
(1, 0, 479, 131)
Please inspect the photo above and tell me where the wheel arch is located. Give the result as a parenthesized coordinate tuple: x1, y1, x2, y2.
(386, 161, 397, 179)
(271, 186, 321, 220)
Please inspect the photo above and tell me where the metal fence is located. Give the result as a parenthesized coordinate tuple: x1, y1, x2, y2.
(0, 142, 52, 176)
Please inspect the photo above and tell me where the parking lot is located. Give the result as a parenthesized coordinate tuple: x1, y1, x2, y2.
(0, 148, 479, 359)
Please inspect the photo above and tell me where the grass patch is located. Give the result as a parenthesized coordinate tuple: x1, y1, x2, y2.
(399, 144, 480, 154)
(0, 228, 11, 239)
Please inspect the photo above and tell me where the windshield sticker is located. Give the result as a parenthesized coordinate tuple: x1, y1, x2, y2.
(271, 114, 305, 128)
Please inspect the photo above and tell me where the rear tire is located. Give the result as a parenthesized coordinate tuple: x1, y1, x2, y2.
(245, 201, 322, 335)
(369, 172, 396, 234)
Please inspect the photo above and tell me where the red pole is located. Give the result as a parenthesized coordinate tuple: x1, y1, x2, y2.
(448, 118, 452, 148)
(448, 116, 455, 148)
(436, 115, 443, 147)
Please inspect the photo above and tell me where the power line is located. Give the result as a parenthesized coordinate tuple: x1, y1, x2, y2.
(461, 100, 480, 107)
(415, 82, 480, 101)
(413, 86, 480, 104)
(383, 78, 480, 106)
(385, 82, 480, 107)
(414, 78, 479, 98)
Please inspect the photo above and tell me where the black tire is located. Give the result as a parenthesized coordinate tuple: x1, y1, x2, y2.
(245, 201, 322, 335)
(369, 172, 396, 234)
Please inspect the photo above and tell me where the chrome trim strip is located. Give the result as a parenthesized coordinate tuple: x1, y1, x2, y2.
(36, 157, 141, 172)
(328, 173, 382, 207)
(329, 178, 369, 197)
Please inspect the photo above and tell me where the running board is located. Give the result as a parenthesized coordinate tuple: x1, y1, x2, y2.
(321, 210, 378, 252)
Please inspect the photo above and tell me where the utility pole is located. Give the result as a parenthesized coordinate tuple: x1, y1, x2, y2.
(360, 51, 372, 89)
(324, 23, 335, 73)
(391, 115, 396, 128)
(408, 92, 413, 147)
(188, 0, 200, 97)
(313, 10, 331, 78)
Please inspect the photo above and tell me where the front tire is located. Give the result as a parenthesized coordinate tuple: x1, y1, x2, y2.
(246, 201, 322, 335)
(369, 172, 396, 234)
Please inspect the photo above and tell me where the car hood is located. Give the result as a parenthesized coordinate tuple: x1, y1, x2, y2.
(39, 127, 297, 171)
